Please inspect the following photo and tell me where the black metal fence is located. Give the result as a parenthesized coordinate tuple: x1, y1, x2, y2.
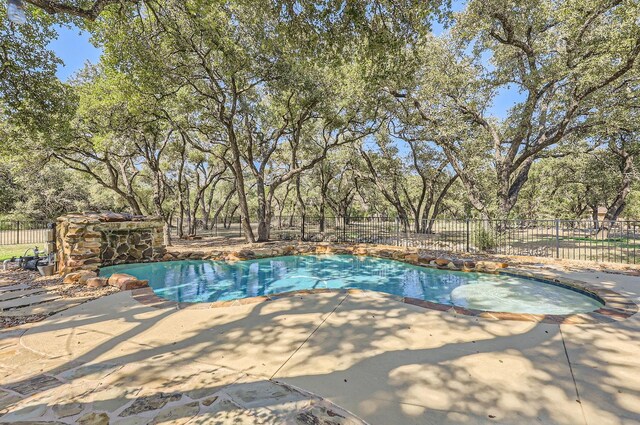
(5, 216, 634, 263)
(173, 216, 640, 264)
(170, 216, 247, 239)
(0, 221, 50, 246)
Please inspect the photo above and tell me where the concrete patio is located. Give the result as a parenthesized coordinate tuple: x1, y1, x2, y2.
(0, 267, 638, 424)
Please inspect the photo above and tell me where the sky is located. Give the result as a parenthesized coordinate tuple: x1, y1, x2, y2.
(47, 24, 101, 81)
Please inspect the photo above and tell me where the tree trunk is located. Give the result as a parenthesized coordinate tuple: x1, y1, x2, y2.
(591, 205, 600, 232)
(226, 126, 255, 243)
(212, 188, 235, 225)
(603, 154, 635, 225)
(413, 208, 421, 233)
(425, 175, 458, 234)
(152, 174, 171, 246)
(200, 195, 209, 230)
(295, 175, 306, 239)
(124, 195, 144, 216)
(255, 177, 271, 242)
(319, 202, 325, 233)
(177, 203, 185, 239)
(184, 184, 192, 237)
(256, 212, 271, 242)
(163, 224, 172, 247)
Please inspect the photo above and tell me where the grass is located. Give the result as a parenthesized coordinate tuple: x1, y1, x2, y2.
(0, 244, 39, 261)
(562, 236, 640, 248)
(565, 236, 625, 243)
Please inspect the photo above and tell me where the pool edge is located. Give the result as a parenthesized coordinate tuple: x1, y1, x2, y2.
(127, 254, 638, 325)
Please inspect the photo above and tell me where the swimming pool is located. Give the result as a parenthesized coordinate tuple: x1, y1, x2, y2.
(100, 254, 603, 315)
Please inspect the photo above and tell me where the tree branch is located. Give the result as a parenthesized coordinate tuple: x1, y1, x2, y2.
(24, 0, 136, 20)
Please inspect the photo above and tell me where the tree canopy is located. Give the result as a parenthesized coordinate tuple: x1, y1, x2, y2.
(1, 0, 639, 242)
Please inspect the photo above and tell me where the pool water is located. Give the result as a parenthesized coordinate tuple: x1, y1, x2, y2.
(100, 255, 603, 314)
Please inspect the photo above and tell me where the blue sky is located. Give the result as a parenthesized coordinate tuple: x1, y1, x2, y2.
(48, 24, 101, 81)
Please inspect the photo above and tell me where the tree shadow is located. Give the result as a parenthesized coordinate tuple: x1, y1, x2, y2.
(0, 288, 638, 424)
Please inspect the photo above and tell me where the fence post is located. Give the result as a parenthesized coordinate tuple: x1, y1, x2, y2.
(395, 218, 399, 246)
(466, 218, 470, 253)
(342, 216, 347, 242)
(555, 219, 560, 258)
(15, 221, 20, 245)
(47, 222, 56, 263)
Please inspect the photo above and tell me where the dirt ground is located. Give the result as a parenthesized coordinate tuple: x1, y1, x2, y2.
(0, 266, 118, 328)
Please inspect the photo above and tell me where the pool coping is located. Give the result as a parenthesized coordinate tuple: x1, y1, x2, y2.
(128, 253, 638, 325)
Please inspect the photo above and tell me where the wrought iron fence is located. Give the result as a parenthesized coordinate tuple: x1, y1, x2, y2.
(172, 216, 640, 264)
(8, 216, 635, 263)
(170, 216, 246, 239)
(0, 221, 50, 246)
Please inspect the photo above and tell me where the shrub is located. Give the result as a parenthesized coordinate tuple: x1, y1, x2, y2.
(475, 227, 498, 252)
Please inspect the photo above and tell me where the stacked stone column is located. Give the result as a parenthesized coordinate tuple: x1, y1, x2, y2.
(56, 213, 166, 275)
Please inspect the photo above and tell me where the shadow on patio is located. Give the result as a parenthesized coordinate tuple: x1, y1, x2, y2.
(0, 289, 638, 424)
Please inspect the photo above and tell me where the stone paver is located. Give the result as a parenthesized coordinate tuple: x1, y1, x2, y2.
(1, 297, 90, 317)
(5, 374, 62, 396)
(0, 293, 61, 311)
(150, 400, 200, 424)
(78, 412, 110, 425)
(119, 392, 183, 416)
(0, 264, 637, 424)
(0, 266, 120, 329)
(0, 361, 366, 424)
(0, 284, 30, 292)
(0, 288, 46, 302)
(52, 402, 84, 418)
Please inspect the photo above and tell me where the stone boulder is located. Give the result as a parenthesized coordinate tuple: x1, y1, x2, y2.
(391, 251, 406, 260)
(353, 247, 369, 256)
(225, 252, 248, 262)
(78, 271, 98, 284)
(108, 273, 149, 291)
(238, 250, 255, 258)
(297, 245, 314, 254)
(403, 253, 419, 263)
(376, 249, 394, 258)
(475, 261, 508, 271)
(462, 261, 476, 271)
(62, 272, 82, 284)
(188, 251, 205, 259)
(434, 258, 451, 267)
(315, 245, 333, 254)
(251, 248, 272, 258)
(86, 277, 109, 288)
(63, 270, 98, 284)
(162, 253, 176, 261)
(418, 253, 436, 264)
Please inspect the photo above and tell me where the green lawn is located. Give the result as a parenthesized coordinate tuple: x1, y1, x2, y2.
(565, 236, 625, 242)
(0, 244, 38, 261)
(561, 236, 640, 248)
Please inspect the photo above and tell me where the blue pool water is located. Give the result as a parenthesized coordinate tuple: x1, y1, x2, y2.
(100, 255, 603, 314)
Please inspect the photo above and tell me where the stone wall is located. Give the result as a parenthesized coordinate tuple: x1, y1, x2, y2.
(56, 212, 166, 275)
